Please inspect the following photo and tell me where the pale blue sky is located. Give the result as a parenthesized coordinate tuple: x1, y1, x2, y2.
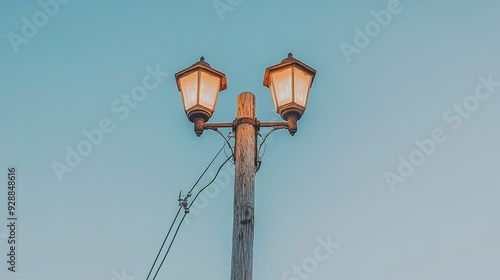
(1, 0, 500, 279)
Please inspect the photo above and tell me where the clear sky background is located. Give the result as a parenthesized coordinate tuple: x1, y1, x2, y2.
(1, 0, 500, 279)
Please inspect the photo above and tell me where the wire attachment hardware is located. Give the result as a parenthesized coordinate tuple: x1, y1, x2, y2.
(255, 156, 262, 172)
(178, 191, 191, 213)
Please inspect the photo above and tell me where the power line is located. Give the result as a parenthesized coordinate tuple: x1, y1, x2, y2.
(145, 135, 234, 280)
(189, 155, 233, 208)
(151, 213, 187, 280)
(188, 139, 227, 194)
(144, 206, 182, 280)
(150, 154, 233, 280)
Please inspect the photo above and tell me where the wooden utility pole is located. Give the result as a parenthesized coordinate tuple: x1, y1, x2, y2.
(231, 92, 257, 280)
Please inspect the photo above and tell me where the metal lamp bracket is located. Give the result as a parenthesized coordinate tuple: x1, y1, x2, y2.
(232, 117, 261, 132)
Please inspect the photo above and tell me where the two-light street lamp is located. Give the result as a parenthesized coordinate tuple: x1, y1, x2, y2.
(175, 53, 316, 136)
(174, 53, 316, 280)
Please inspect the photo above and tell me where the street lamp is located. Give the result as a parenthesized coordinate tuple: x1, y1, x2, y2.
(174, 56, 227, 136)
(263, 53, 316, 135)
(174, 53, 316, 280)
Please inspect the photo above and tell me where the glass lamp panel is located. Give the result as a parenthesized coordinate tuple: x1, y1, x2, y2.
(270, 67, 293, 109)
(269, 78, 278, 111)
(199, 71, 220, 110)
(179, 71, 199, 111)
(293, 67, 313, 107)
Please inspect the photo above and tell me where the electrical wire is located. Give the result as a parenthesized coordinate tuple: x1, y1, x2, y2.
(208, 128, 235, 164)
(145, 206, 182, 280)
(150, 153, 233, 280)
(257, 127, 286, 157)
(224, 144, 234, 165)
(255, 127, 287, 173)
(223, 132, 235, 164)
(148, 125, 282, 279)
(212, 128, 235, 156)
(151, 213, 187, 280)
(257, 132, 267, 158)
(145, 139, 230, 280)
(188, 141, 226, 194)
(189, 154, 233, 208)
